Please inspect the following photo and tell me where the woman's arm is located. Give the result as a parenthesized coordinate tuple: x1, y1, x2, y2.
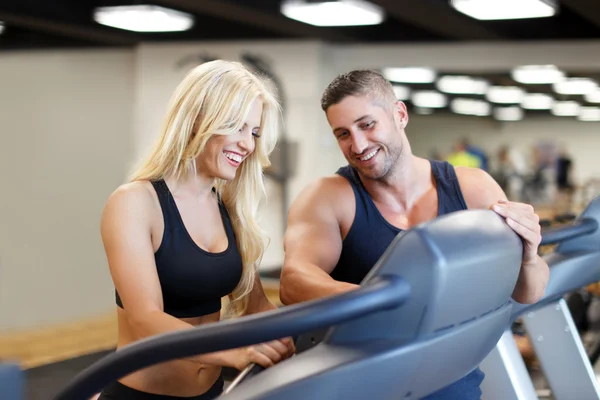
(101, 183, 287, 369)
(243, 273, 278, 315)
(238, 271, 295, 355)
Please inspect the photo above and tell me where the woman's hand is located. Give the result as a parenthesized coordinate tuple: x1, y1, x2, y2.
(225, 338, 295, 370)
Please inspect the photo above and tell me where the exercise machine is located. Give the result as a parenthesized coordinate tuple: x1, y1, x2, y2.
(480, 196, 600, 400)
(38, 209, 522, 400)
(0, 363, 23, 400)
(3, 199, 598, 399)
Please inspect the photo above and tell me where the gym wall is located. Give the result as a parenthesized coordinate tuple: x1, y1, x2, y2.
(0, 49, 135, 332)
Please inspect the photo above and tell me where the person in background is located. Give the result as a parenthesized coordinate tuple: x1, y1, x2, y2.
(447, 138, 481, 169)
(463, 137, 489, 172)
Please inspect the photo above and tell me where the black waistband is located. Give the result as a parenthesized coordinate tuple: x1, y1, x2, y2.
(99, 375, 224, 400)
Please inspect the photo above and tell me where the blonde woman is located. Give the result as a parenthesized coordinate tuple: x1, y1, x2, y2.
(98, 60, 294, 400)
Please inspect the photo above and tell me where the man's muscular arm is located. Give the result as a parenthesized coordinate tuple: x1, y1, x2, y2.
(279, 179, 359, 305)
(458, 167, 549, 304)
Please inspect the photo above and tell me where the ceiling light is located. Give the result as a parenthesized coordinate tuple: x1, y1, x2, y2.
(281, 0, 384, 26)
(415, 107, 434, 115)
(521, 93, 554, 110)
(450, 0, 557, 20)
(552, 101, 580, 116)
(486, 86, 525, 104)
(450, 98, 491, 116)
(392, 85, 411, 101)
(0, 21, 4, 35)
(494, 106, 524, 122)
(93, 5, 194, 32)
(383, 67, 436, 84)
(411, 91, 447, 108)
(436, 75, 489, 95)
(511, 65, 564, 84)
(585, 90, 600, 103)
(554, 78, 598, 95)
(578, 107, 600, 122)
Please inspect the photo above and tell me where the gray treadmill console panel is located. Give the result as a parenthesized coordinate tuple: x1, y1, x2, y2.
(329, 209, 523, 344)
(221, 210, 523, 400)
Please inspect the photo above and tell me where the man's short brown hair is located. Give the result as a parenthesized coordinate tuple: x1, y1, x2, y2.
(320, 69, 397, 112)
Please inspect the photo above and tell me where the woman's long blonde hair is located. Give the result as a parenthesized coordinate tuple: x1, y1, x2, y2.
(130, 60, 280, 317)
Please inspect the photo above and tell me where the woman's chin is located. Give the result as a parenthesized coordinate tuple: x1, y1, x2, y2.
(215, 170, 237, 181)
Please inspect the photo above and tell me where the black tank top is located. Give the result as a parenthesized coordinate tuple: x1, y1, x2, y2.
(115, 180, 243, 318)
(333, 160, 485, 400)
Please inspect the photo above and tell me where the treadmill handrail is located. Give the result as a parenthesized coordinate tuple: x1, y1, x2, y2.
(541, 218, 598, 246)
(54, 276, 409, 400)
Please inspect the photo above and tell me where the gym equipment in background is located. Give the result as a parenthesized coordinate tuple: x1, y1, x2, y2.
(480, 196, 600, 400)
(0, 363, 24, 400)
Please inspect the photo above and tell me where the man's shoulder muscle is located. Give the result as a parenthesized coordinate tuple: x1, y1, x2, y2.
(291, 174, 354, 216)
(454, 166, 507, 210)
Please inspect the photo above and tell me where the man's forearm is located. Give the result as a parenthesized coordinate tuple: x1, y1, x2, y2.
(280, 266, 359, 305)
(512, 255, 550, 304)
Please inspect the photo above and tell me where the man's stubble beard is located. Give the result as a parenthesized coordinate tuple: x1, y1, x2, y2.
(357, 141, 404, 182)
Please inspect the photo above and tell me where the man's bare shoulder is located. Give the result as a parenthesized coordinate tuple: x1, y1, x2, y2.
(454, 166, 507, 209)
(294, 174, 353, 206)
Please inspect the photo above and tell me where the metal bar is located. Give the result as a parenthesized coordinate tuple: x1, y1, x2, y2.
(480, 329, 539, 400)
(540, 218, 598, 246)
(522, 299, 600, 400)
(54, 276, 410, 400)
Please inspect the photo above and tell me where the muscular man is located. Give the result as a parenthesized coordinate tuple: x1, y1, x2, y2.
(279, 69, 549, 399)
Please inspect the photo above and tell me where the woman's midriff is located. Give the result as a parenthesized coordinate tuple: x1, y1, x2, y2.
(115, 307, 224, 397)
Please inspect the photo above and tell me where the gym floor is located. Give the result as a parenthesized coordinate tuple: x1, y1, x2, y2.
(25, 351, 110, 400)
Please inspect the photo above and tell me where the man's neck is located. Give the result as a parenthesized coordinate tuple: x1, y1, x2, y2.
(360, 155, 432, 214)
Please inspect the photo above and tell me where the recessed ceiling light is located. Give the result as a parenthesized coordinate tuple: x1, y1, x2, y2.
(521, 93, 554, 110)
(585, 90, 600, 103)
(281, 0, 384, 26)
(494, 106, 524, 122)
(411, 91, 447, 108)
(486, 86, 525, 104)
(578, 107, 600, 122)
(552, 101, 580, 116)
(93, 5, 194, 32)
(554, 78, 598, 95)
(436, 75, 489, 95)
(450, 98, 491, 116)
(383, 67, 436, 84)
(450, 0, 557, 20)
(512, 65, 564, 84)
(392, 85, 411, 101)
(414, 107, 434, 115)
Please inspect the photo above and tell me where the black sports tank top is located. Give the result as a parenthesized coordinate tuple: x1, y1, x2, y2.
(332, 159, 485, 400)
(115, 180, 243, 318)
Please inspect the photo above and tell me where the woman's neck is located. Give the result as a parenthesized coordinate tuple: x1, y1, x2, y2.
(166, 170, 215, 201)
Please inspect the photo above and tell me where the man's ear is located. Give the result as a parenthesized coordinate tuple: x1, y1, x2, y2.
(395, 101, 409, 128)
